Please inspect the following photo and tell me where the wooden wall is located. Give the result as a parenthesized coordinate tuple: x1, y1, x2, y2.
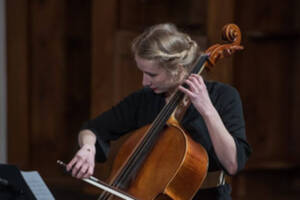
(6, 0, 300, 199)
(6, 0, 94, 198)
(232, 1, 300, 199)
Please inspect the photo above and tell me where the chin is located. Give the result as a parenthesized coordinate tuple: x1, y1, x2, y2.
(151, 87, 169, 94)
(152, 89, 162, 94)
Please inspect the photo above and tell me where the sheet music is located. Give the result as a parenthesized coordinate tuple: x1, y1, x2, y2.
(21, 171, 55, 200)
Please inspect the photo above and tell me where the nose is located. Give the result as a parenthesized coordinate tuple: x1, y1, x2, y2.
(142, 73, 150, 87)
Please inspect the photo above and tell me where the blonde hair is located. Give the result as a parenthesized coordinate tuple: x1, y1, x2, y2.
(132, 23, 199, 78)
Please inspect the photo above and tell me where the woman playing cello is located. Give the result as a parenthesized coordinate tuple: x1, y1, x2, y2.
(67, 23, 251, 200)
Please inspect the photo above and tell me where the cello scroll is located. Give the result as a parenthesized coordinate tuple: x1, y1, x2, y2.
(205, 24, 244, 69)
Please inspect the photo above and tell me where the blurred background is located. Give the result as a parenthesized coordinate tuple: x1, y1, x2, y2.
(1, 0, 300, 199)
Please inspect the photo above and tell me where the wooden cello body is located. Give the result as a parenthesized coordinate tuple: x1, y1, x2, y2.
(99, 24, 243, 200)
(108, 123, 208, 200)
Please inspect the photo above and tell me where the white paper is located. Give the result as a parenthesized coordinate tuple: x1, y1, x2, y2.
(21, 171, 55, 200)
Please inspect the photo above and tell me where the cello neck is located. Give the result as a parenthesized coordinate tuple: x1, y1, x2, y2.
(167, 53, 209, 123)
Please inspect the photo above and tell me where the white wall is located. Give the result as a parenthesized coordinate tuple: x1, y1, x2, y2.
(0, 0, 7, 163)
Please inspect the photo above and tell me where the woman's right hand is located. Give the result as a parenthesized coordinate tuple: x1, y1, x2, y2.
(66, 144, 96, 179)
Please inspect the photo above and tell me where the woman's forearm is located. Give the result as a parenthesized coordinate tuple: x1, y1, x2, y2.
(202, 106, 238, 175)
(78, 129, 97, 148)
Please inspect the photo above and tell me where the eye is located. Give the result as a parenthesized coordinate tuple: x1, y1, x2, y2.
(146, 72, 157, 77)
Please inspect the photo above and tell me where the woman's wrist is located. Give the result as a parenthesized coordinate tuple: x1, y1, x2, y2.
(78, 129, 97, 147)
(81, 143, 96, 155)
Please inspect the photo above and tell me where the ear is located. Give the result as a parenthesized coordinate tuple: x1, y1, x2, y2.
(178, 65, 188, 78)
(171, 65, 187, 83)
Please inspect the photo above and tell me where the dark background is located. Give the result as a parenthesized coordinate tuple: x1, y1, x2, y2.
(6, 0, 300, 199)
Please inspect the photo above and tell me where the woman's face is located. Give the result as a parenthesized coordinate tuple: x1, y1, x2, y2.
(135, 55, 179, 94)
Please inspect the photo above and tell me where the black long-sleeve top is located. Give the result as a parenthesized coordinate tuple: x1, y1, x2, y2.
(82, 81, 251, 173)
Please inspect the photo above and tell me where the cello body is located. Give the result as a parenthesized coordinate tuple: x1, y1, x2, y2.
(108, 123, 208, 200)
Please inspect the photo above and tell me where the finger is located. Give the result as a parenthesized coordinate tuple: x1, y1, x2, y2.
(190, 74, 203, 84)
(185, 79, 197, 93)
(83, 164, 94, 178)
(188, 76, 202, 92)
(66, 157, 78, 171)
(72, 158, 84, 177)
(191, 74, 206, 90)
(88, 164, 95, 177)
(178, 85, 193, 97)
(77, 163, 88, 179)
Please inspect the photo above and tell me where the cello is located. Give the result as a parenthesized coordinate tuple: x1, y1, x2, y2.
(59, 23, 243, 200)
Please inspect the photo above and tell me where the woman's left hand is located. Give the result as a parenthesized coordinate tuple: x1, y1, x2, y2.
(178, 74, 213, 116)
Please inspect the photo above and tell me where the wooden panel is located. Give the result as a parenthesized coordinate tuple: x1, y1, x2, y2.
(234, 0, 300, 168)
(28, 0, 91, 173)
(64, 0, 92, 159)
(119, 0, 206, 30)
(232, 1, 300, 199)
(235, 40, 293, 167)
(236, 0, 297, 32)
(6, 0, 30, 169)
(27, 0, 92, 198)
(7, 0, 93, 198)
(113, 30, 142, 102)
(29, 0, 67, 175)
(91, 0, 118, 117)
(232, 169, 300, 200)
(290, 0, 300, 164)
(290, 39, 300, 164)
